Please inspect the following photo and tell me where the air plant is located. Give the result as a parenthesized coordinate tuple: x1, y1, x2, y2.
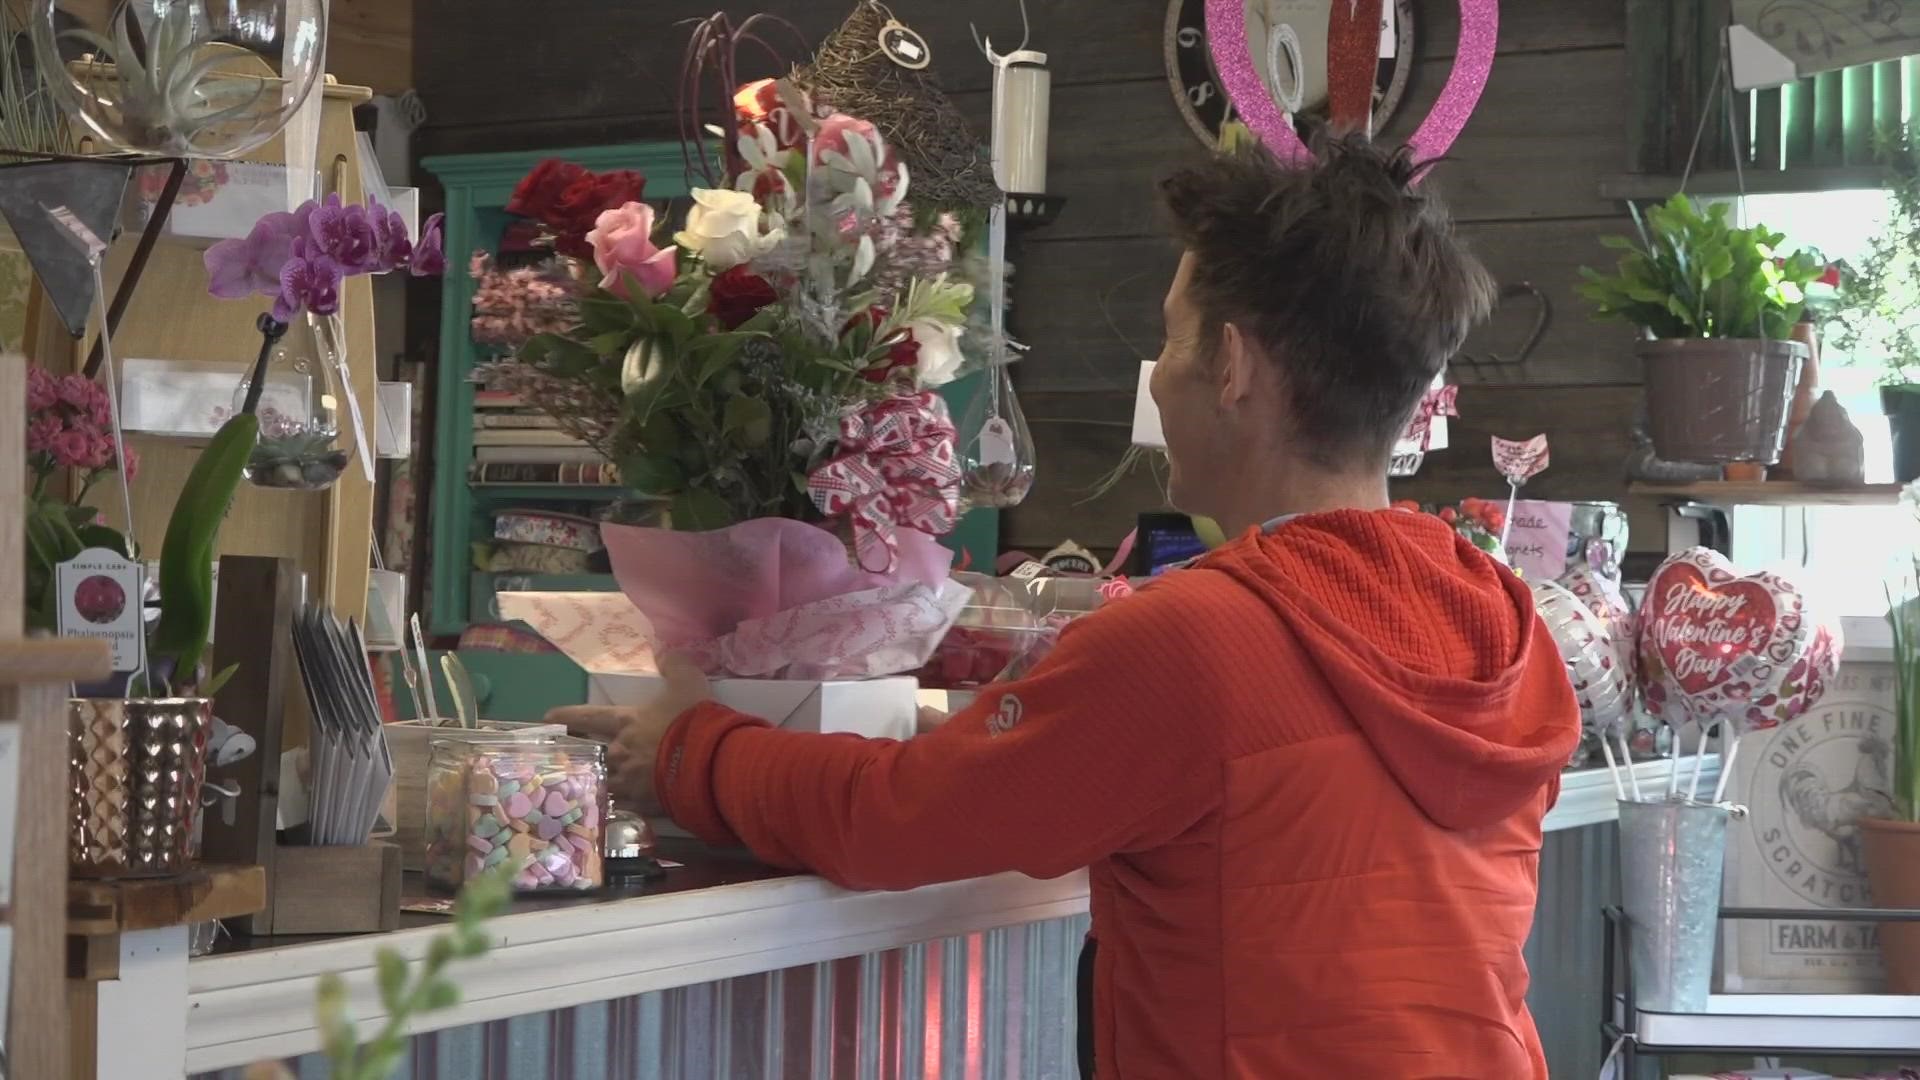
(61, 0, 267, 155)
(0, 0, 72, 156)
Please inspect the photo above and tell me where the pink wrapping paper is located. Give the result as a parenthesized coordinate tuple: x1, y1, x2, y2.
(571, 518, 968, 679)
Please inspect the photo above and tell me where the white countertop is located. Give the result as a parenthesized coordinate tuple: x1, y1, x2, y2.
(183, 760, 1700, 1072)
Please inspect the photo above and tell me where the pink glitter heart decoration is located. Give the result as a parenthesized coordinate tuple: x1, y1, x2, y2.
(1204, 0, 1500, 171)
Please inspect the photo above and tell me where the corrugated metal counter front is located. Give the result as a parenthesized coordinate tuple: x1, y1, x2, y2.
(183, 760, 1709, 1079)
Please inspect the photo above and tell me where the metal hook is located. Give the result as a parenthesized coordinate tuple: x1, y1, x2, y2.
(972, 0, 1032, 62)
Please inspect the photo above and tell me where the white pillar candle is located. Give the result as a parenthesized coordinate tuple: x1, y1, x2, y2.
(993, 50, 1051, 194)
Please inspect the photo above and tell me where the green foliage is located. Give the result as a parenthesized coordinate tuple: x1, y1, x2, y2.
(1826, 126, 1920, 386)
(1579, 194, 1822, 341)
(150, 411, 258, 687)
(313, 867, 513, 1080)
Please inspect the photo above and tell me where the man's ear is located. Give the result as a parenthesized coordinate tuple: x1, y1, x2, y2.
(1218, 321, 1263, 408)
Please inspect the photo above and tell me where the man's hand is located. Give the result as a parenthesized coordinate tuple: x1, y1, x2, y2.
(547, 654, 712, 817)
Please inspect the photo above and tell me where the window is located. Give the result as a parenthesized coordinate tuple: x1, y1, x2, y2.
(1726, 191, 1910, 622)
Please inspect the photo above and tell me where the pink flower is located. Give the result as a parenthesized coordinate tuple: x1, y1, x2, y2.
(587, 203, 677, 299)
(26, 365, 56, 411)
(119, 444, 138, 481)
(812, 113, 904, 196)
(50, 429, 92, 469)
(26, 413, 61, 454)
(57, 373, 96, 409)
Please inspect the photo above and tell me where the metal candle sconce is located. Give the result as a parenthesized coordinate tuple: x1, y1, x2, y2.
(978, 0, 1063, 226)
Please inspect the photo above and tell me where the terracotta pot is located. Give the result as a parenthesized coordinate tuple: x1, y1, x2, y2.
(1776, 321, 1822, 477)
(68, 697, 212, 878)
(1860, 815, 1920, 993)
(1723, 462, 1767, 481)
(1640, 338, 1807, 465)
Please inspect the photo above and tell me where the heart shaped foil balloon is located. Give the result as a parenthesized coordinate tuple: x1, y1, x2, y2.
(1205, 0, 1499, 169)
(1637, 548, 1841, 733)
(1558, 562, 1637, 680)
(1532, 579, 1632, 740)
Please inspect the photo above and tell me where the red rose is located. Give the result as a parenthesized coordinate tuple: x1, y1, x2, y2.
(709, 265, 778, 329)
(546, 169, 647, 259)
(506, 159, 587, 223)
(1818, 264, 1842, 288)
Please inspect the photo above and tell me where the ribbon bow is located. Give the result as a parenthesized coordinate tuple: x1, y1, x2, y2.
(807, 392, 961, 573)
(1402, 383, 1459, 452)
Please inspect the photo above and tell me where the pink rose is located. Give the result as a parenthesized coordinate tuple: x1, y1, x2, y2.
(26, 366, 56, 411)
(587, 202, 677, 299)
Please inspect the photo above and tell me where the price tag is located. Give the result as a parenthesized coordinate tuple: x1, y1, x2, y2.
(978, 417, 1018, 467)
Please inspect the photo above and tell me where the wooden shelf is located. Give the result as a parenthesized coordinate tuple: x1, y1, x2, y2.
(469, 483, 626, 503)
(1628, 480, 1904, 506)
(68, 864, 266, 936)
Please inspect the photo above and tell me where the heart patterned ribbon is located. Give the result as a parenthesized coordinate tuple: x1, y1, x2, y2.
(1326, 0, 1385, 133)
(808, 392, 961, 573)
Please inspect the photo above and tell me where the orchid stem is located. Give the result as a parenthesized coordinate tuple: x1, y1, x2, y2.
(243, 315, 288, 417)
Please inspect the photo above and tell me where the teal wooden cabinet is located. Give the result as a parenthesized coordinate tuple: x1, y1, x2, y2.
(420, 144, 998, 637)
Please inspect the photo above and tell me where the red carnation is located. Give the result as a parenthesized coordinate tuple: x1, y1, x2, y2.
(709, 265, 778, 329)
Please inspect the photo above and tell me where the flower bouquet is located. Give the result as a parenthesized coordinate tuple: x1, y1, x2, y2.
(475, 74, 998, 679)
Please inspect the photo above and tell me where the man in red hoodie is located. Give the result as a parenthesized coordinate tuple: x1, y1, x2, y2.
(557, 134, 1581, 1078)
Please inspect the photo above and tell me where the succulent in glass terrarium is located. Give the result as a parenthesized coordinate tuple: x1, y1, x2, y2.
(231, 312, 350, 490)
(31, 0, 326, 157)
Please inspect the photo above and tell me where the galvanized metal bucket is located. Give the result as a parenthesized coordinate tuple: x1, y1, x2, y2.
(69, 697, 212, 878)
(1618, 798, 1736, 1013)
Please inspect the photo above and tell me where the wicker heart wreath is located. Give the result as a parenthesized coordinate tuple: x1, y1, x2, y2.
(1204, 0, 1499, 167)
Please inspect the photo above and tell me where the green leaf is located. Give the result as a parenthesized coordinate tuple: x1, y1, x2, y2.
(422, 979, 462, 1012)
(376, 948, 409, 1011)
(74, 524, 130, 557)
(619, 453, 685, 496)
(587, 330, 631, 356)
(200, 663, 240, 699)
(723, 395, 773, 448)
(669, 488, 735, 531)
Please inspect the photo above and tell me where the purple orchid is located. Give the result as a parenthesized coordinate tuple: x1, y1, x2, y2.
(369, 201, 412, 272)
(410, 213, 447, 277)
(272, 242, 344, 323)
(307, 193, 382, 274)
(204, 211, 301, 299)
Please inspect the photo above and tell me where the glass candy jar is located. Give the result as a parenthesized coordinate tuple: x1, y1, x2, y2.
(32, 0, 327, 158)
(232, 312, 354, 490)
(424, 735, 607, 894)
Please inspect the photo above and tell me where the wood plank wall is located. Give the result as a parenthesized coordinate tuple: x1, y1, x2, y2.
(413, 0, 1657, 556)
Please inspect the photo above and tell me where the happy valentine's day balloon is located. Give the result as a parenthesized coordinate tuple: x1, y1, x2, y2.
(1558, 562, 1637, 681)
(1532, 579, 1633, 739)
(1636, 548, 1841, 734)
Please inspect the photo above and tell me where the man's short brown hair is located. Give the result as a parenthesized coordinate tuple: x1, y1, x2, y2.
(1160, 133, 1495, 467)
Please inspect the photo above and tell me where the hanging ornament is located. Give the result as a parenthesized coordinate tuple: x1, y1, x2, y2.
(32, 0, 327, 158)
(958, 359, 1036, 510)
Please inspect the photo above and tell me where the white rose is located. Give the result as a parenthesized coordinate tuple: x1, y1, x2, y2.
(908, 318, 967, 388)
(675, 188, 783, 271)
(621, 337, 665, 394)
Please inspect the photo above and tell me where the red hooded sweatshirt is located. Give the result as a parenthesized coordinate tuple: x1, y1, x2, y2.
(657, 510, 1581, 1078)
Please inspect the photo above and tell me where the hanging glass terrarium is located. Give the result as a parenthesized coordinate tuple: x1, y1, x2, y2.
(231, 312, 352, 490)
(32, 0, 327, 158)
(957, 360, 1036, 511)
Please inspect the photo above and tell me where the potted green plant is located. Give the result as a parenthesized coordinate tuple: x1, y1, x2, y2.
(64, 324, 268, 878)
(1825, 127, 1920, 481)
(1869, 484, 1920, 992)
(1580, 195, 1822, 465)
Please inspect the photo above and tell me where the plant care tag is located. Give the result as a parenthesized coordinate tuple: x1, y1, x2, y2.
(57, 548, 146, 675)
(1492, 434, 1550, 484)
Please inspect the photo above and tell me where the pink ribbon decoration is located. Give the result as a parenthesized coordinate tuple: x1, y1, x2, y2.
(1205, 0, 1499, 171)
(808, 392, 962, 574)
(1402, 383, 1459, 451)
